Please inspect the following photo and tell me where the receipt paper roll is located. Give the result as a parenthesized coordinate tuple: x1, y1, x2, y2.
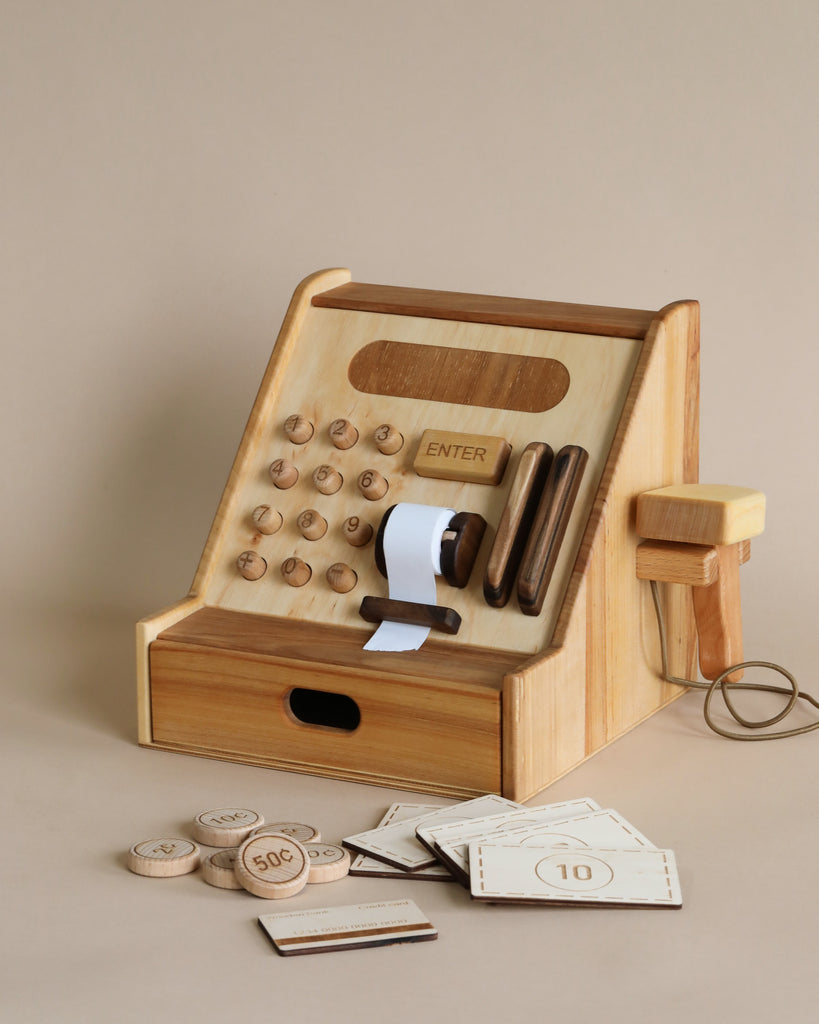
(363, 503, 456, 652)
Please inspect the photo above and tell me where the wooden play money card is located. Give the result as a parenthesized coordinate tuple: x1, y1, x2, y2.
(342, 795, 521, 870)
(470, 845, 682, 907)
(348, 804, 454, 881)
(258, 898, 438, 956)
(419, 797, 601, 883)
(474, 808, 657, 856)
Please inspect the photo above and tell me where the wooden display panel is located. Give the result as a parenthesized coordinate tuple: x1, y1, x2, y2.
(137, 269, 699, 801)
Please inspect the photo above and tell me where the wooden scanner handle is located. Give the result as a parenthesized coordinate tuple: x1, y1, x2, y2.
(636, 484, 766, 683)
(517, 445, 588, 617)
(484, 441, 554, 607)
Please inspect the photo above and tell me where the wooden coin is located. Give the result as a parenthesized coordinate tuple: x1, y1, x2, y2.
(192, 808, 264, 847)
(201, 848, 243, 890)
(251, 822, 321, 844)
(127, 838, 200, 877)
(304, 843, 351, 883)
(235, 833, 309, 899)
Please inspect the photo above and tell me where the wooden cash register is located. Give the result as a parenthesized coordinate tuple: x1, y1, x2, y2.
(137, 268, 762, 801)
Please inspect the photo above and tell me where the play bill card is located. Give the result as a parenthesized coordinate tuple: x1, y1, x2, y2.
(258, 899, 438, 955)
(419, 798, 601, 883)
(342, 794, 521, 870)
(474, 808, 657, 855)
(348, 805, 454, 881)
(470, 845, 682, 907)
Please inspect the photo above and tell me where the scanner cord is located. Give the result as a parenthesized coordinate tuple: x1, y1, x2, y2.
(649, 580, 819, 740)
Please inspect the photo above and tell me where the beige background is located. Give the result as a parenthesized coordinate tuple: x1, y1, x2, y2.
(2, 2, 817, 1021)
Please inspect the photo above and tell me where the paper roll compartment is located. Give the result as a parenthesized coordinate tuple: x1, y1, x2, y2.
(375, 505, 487, 589)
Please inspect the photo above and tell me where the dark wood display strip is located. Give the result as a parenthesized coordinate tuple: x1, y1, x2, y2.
(313, 281, 656, 339)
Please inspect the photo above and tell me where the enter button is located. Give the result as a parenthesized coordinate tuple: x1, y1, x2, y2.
(413, 429, 511, 485)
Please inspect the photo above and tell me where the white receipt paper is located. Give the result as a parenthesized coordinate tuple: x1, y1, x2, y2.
(363, 503, 455, 652)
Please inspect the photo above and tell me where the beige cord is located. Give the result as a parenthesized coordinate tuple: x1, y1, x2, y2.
(649, 580, 819, 740)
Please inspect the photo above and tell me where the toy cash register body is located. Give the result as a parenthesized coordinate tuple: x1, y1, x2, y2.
(136, 268, 701, 802)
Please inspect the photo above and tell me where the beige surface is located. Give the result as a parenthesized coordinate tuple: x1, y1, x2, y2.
(3, 3, 818, 1022)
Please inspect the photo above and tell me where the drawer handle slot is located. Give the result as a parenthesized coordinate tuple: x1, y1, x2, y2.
(287, 688, 361, 732)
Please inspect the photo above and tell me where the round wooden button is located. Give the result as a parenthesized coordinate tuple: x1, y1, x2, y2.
(281, 556, 311, 587)
(127, 838, 200, 877)
(236, 550, 267, 581)
(342, 515, 373, 547)
(234, 833, 309, 899)
(312, 464, 343, 494)
(192, 808, 264, 847)
(251, 822, 321, 843)
(283, 413, 314, 444)
(304, 843, 351, 883)
(297, 508, 328, 540)
(201, 848, 243, 889)
(269, 458, 299, 489)
(326, 563, 357, 593)
(251, 504, 283, 535)
(357, 469, 388, 500)
(373, 423, 403, 455)
(328, 418, 358, 450)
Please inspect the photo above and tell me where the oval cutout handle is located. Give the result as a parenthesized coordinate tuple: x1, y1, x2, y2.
(287, 688, 361, 732)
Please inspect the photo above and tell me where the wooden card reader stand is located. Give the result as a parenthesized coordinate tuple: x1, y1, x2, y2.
(636, 484, 765, 683)
(136, 269, 701, 801)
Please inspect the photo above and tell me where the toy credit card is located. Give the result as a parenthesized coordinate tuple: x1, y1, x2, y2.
(258, 898, 438, 956)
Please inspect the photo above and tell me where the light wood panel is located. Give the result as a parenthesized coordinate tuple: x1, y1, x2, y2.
(636, 540, 719, 587)
(194, 302, 643, 654)
(637, 484, 765, 546)
(500, 300, 699, 801)
(189, 267, 353, 601)
(136, 595, 204, 744)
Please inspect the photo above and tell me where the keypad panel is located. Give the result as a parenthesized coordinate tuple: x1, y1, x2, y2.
(202, 304, 642, 655)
